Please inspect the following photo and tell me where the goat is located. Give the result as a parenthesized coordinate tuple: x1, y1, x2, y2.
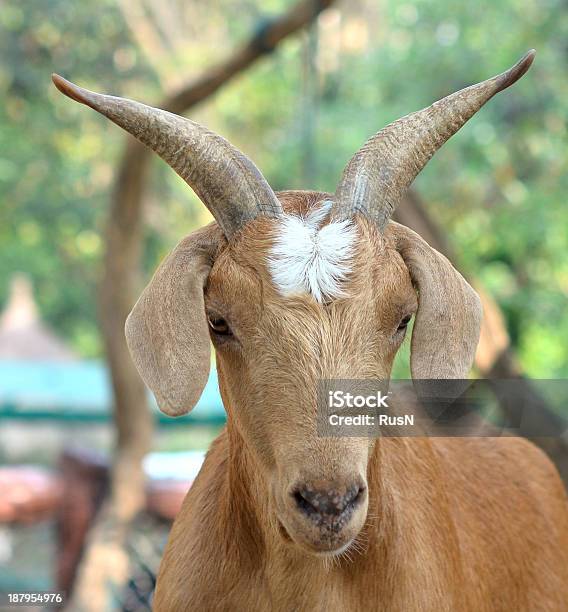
(53, 49, 568, 611)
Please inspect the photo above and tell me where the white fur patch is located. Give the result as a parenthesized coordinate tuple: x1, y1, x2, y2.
(268, 200, 357, 303)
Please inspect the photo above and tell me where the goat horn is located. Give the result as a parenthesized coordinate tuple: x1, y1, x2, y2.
(332, 50, 536, 229)
(52, 74, 282, 238)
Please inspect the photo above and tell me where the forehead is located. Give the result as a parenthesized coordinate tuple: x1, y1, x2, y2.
(207, 191, 414, 315)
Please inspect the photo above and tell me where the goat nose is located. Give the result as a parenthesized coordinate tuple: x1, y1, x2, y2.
(293, 480, 364, 519)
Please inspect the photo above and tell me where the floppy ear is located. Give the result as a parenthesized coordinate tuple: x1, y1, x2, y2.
(388, 222, 482, 379)
(125, 225, 223, 416)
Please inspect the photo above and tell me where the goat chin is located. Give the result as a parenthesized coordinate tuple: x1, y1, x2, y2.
(313, 540, 355, 558)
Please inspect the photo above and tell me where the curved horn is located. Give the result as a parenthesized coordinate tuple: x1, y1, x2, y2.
(52, 74, 282, 238)
(332, 50, 535, 229)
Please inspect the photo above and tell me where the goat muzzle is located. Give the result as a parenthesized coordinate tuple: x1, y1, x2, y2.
(278, 476, 369, 555)
(293, 480, 365, 525)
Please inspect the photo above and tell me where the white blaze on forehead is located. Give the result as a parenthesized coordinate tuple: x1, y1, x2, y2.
(268, 200, 357, 303)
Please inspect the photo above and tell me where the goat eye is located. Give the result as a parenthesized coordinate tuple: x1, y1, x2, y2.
(208, 316, 231, 336)
(397, 315, 412, 333)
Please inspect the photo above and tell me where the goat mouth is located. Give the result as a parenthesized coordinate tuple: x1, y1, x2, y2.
(277, 513, 363, 555)
(285, 529, 358, 556)
(275, 482, 368, 555)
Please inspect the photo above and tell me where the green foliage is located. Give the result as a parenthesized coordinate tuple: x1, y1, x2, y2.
(0, 0, 156, 355)
(1, 0, 567, 375)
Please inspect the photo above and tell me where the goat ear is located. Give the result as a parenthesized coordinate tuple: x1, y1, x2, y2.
(125, 226, 222, 416)
(388, 222, 482, 379)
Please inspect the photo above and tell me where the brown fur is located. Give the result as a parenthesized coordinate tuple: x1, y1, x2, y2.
(153, 192, 568, 611)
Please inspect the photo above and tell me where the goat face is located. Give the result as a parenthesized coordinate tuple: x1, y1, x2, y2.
(52, 51, 534, 556)
(203, 192, 417, 554)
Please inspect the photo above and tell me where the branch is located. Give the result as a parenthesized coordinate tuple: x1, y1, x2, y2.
(163, 0, 333, 114)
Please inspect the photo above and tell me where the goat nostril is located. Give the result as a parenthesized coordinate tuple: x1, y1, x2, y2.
(293, 483, 365, 518)
(293, 490, 315, 516)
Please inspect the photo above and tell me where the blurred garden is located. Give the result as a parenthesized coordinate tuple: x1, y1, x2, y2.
(0, 0, 567, 608)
